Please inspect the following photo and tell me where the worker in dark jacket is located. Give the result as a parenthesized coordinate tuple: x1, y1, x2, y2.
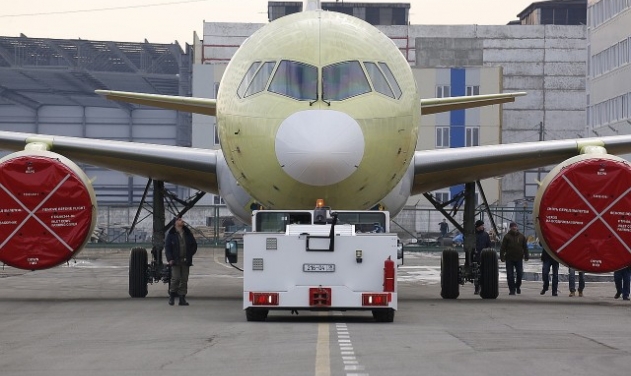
(500, 222, 529, 295)
(438, 219, 449, 239)
(165, 215, 198, 306)
(473, 219, 491, 295)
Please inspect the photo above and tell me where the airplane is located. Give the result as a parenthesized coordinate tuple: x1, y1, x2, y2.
(2, 0, 631, 299)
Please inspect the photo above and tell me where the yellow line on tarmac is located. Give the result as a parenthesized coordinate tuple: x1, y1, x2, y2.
(315, 319, 330, 376)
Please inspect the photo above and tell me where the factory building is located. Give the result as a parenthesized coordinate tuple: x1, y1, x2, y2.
(586, 0, 631, 138)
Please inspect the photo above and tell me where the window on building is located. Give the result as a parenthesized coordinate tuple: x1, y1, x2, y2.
(524, 170, 549, 198)
(466, 85, 480, 96)
(619, 38, 629, 66)
(568, 7, 586, 25)
(436, 127, 450, 148)
(433, 191, 449, 203)
(365, 7, 381, 25)
(326, 5, 354, 16)
(541, 8, 554, 24)
(392, 7, 408, 25)
(465, 127, 480, 146)
(436, 85, 450, 98)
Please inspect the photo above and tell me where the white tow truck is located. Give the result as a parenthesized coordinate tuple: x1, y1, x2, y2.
(240, 203, 401, 322)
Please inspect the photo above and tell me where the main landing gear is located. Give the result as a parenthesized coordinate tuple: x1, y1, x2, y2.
(427, 181, 499, 300)
(127, 179, 205, 298)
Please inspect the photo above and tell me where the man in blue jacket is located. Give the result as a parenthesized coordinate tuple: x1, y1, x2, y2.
(165, 216, 198, 306)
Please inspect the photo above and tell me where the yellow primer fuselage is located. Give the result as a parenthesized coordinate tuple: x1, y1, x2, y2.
(217, 10, 420, 210)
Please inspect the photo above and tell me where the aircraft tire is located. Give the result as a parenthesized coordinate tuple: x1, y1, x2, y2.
(372, 308, 395, 322)
(245, 308, 269, 322)
(440, 249, 460, 299)
(479, 248, 499, 299)
(129, 247, 149, 298)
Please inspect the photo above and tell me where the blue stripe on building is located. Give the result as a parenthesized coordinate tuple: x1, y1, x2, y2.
(450, 68, 466, 200)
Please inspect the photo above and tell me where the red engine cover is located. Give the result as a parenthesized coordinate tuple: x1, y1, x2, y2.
(537, 156, 631, 272)
(0, 153, 95, 270)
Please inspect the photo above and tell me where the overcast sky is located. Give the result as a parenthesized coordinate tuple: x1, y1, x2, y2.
(0, 0, 538, 45)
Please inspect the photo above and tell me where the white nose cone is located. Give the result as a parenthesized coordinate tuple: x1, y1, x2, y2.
(275, 110, 364, 186)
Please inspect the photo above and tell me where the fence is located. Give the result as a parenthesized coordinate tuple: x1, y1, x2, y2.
(93, 204, 538, 246)
(93, 205, 248, 245)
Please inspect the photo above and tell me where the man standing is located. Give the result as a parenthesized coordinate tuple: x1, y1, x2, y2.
(568, 267, 585, 297)
(540, 247, 559, 296)
(439, 219, 449, 239)
(614, 266, 631, 300)
(473, 219, 491, 295)
(500, 222, 529, 295)
(165, 215, 198, 306)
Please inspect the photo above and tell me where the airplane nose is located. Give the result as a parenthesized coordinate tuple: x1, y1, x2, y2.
(275, 110, 365, 186)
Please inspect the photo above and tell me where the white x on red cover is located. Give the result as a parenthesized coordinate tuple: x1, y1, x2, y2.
(0, 153, 95, 270)
(538, 157, 631, 272)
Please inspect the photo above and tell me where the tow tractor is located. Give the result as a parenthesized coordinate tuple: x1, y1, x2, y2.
(237, 201, 401, 322)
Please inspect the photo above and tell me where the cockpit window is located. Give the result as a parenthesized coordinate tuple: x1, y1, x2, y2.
(244, 61, 276, 97)
(364, 62, 395, 98)
(322, 61, 371, 101)
(378, 62, 402, 99)
(237, 62, 261, 98)
(268, 60, 318, 101)
(237, 61, 276, 98)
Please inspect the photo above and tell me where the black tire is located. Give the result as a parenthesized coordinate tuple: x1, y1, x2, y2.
(479, 248, 499, 299)
(129, 247, 148, 298)
(441, 249, 460, 299)
(372, 308, 395, 322)
(245, 308, 269, 322)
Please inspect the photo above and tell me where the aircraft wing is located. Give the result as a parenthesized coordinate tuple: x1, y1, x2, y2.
(95, 90, 217, 116)
(0, 131, 219, 194)
(97, 91, 521, 117)
(420, 92, 527, 115)
(411, 135, 631, 195)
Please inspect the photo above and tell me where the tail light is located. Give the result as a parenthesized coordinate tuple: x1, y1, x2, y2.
(250, 292, 279, 306)
(362, 293, 390, 306)
(309, 287, 332, 306)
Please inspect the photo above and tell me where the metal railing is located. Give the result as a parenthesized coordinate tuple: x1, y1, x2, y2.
(92, 204, 538, 247)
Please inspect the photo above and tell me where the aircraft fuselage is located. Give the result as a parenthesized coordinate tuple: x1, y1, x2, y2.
(217, 10, 420, 210)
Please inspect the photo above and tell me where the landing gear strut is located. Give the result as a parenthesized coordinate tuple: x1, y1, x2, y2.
(127, 179, 205, 298)
(428, 181, 499, 299)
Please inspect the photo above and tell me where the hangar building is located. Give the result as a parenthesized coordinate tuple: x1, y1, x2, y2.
(0, 36, 192, 204)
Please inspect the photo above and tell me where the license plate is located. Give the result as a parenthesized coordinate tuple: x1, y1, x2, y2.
(303, 263, 335, 272)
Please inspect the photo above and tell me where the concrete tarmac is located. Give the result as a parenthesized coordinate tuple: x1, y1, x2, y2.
(1, 249, 631, 376)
